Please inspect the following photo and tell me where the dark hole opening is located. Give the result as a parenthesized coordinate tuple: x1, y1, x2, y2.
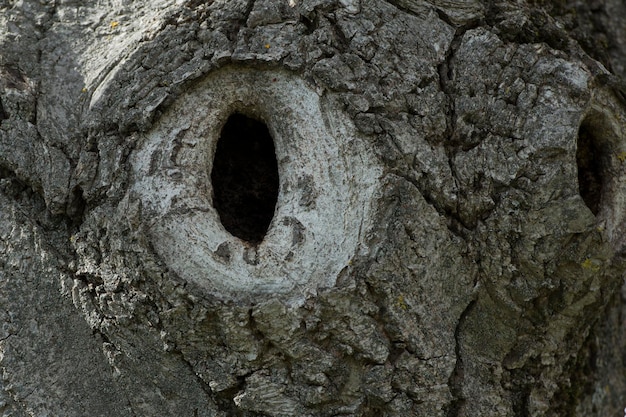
(0, 98, 7, 121)
(211, 113, 279, 244)
(576, 123, 603, 215)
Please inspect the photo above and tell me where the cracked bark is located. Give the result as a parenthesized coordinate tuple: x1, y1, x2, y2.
(1, 0, 626, 416)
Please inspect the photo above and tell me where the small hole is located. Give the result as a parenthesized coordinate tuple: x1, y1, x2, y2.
(211, 113, 279, 244)
(576, 122, 604, 215)
(0, 98, 8, 121)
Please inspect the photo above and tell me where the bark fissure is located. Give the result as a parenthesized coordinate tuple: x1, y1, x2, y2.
(446, 300, 475, 417)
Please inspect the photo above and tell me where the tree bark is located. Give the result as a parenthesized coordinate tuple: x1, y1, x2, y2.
(1, 0, 625, 416)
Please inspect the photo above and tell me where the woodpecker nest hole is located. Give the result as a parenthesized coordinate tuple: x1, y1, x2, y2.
(577, 121, 605, 215)
(0, 98, 7, 121)
(211, 113, 279, 244)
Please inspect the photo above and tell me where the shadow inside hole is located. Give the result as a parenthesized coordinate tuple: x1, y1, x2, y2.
(0, 98, 7, 121)
(576, 122, 605, 215)
(211, 113, 279, 244)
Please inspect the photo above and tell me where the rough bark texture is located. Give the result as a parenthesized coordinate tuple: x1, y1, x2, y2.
(1, 0, 625, 416)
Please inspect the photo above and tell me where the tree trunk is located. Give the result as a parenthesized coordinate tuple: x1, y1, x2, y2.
(1, 0, 625, 416)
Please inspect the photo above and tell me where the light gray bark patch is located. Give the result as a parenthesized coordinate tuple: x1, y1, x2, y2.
(128, 67, 380, 302)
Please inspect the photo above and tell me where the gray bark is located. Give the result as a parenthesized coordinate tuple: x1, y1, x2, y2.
(1, 0, 626, 416)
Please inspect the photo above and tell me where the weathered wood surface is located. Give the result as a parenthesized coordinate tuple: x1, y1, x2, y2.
(1, 0, 625, 415)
